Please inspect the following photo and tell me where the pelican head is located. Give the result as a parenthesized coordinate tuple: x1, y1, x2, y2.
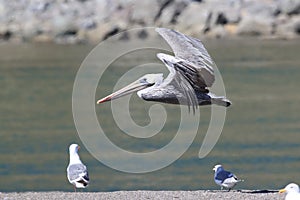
(97, 73, 163, 104)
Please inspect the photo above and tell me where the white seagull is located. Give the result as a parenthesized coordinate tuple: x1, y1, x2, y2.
(279, 183, 300, 200)
(67, 144, 89, 192)
(213, 164, 243, 191)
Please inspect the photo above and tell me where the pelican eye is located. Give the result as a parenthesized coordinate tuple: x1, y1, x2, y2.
(139, 78, 148, 84)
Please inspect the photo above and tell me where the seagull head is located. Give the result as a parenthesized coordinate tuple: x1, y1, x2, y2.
(279, 183, 300, 194)
(69, 144, 80, 155)
(213, 164, 223, 172)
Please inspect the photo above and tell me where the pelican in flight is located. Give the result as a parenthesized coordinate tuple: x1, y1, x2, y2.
(97, 28, 231, 112)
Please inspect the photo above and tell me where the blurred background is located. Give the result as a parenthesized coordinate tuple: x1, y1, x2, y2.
(0, 0, 300, 43)
(0, 0, 300, 192)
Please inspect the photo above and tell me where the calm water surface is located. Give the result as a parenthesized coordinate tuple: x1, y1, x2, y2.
(0, 38, 300, 192)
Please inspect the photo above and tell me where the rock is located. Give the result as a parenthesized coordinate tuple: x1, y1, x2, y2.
(0, 24, 10, 40)
(0, 1, 6, 17)
(82, 21, 126, 43)
(21, 17, 41, 41)
(28, 0, 50, 13)
(182, 0, 241, 36)
(241, 0, 279, 18)
(136, 29, 148, 39)
(215, 13, 228, 25)
(32, 34, 53, 43)
(78, 18, 97, 30)
(224, 24, 238, 35)
(236, 15, 274, 36)
(222, 8, 241, 24)
(0, 0, 300, 43)
(278, 0, 300, 15)
(156, 0, 189, 26)
(176, 2, 211, 36)
(276, 15, 300, 38)
(50, 15, 77, 37)
(206, 25, 227, 38)
(5, 23, 22, 40)
(154, 0, 174, 23)
(119, 31, 130, 41)
(0, 30, 12, 40)
(129, 0, 161, 25)
(207, 0, 242, 25)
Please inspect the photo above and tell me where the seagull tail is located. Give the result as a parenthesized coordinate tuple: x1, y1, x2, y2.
(211, 96, 231, 107)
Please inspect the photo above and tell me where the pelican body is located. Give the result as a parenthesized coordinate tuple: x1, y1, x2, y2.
(97, 28, 231, 112)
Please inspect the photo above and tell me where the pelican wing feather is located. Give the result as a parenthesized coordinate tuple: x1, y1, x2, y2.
(156, 28, 215, 88)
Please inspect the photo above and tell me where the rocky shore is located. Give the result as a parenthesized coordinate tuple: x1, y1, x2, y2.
(1, 190, 284, 200)
(0, 0, 299, 43)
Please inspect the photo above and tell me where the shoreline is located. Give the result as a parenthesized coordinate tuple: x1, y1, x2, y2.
(0, 0, 299, 44)
(1, 190, 284, 200)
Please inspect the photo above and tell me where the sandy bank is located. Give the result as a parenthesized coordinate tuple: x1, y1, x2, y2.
(1, 190, 285, 200)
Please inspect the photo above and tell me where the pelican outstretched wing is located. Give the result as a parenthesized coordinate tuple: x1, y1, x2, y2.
(156, 53, 200, 113)
(156, 28, 215, 89)
(97, 28, 227, 113)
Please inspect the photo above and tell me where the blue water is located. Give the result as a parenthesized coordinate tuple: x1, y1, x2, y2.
(0, 39, 300, 192)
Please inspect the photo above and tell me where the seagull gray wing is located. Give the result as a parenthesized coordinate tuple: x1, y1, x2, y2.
(215, 170, 234, 182)
(67, 163, 89, 183)
(156, 28, 215, 88)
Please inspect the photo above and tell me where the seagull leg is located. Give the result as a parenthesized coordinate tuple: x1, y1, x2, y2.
(73, 185, 76, 192)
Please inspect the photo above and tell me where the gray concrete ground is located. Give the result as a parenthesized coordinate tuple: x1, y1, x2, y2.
(1, 190, 285, 200)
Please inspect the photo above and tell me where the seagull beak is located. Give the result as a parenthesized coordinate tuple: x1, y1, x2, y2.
(97, 79, 153, 104)
(279, 189, 286, 193)
(77, 146, 80, 151)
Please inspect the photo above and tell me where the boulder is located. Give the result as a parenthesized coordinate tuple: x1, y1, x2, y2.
(236, 15, 274, 36)
(278, 0, 300, 15)
(176, 2, 211, 36)
(129, 0, 161, 25)
(241, 0, 279, 18)
(276, 15, 300, 38)
(82, 21, 127, 43)
(156, 0, 189, 26)
(207, 0, 242, 25)
(32, 34, 53, 43)
(224, 24, 238, 35)
(21, 17, 41, 41)
(0, 25, 12, 40)
(207, 25, 228, 38)
(0, 1, 6, 18)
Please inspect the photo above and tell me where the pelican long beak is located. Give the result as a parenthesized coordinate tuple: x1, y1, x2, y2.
(279, 189, 286, 193)
(97, 79, 153, 104)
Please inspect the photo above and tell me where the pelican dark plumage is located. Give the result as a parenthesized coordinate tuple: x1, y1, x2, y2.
(97, 28, 231, 113)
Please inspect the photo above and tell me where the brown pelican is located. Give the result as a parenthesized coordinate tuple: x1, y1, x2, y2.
(97, 28, 231, 113)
